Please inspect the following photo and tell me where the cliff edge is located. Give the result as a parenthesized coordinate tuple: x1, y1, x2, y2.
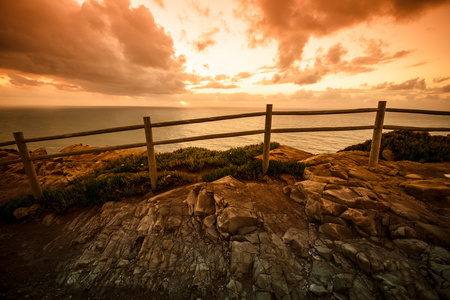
(1, 145, 450, 299)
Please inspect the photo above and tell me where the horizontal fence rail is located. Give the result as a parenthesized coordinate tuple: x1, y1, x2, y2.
(272, 108, 378, 115)
(271, 125, 375, 134)
(1, 101, 449, 200)
(385, 108, 450, 115)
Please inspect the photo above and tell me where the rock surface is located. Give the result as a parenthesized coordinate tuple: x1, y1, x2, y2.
(0, 144, 146, 205)
(1, 146, 450, 299)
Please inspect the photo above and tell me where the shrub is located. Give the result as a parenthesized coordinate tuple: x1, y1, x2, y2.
(341, 130, 449, 163)
(202, 159, 306, 182)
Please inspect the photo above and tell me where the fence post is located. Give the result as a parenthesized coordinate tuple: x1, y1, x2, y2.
(262, 104, 273, 174)
(143, 117, 157, 190)
(13, 132, 43, 200)
(368, 101, 387, 168)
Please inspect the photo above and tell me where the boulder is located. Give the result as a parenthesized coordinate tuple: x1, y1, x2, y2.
(289, 187, 307, 204)
(297, 180, 326, 197)
(323, 188, 359, 206)
(217, 207, 257, 235)
(392, 239, 430, 257)
(30, 147, 47, 157)
(230, 241, 258, 278)
(203, 215, 216, 228)
(320, 198, 347, 216)
(184, 188, 200, 215)
(416, 222, 450, 247)
(319, 223, 353, 240)
(348, 167, 380, 181)
(403, 180, 450, 201)
(305, 198, 322, 222)
(330, 167, 349, 180)
(282, 228, 310, 257)
(194, 187, 215, 216)
(340, 208, 381, 236)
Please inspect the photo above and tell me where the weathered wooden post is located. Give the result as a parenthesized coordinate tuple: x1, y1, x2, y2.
(262, 104, 273, 174)
(143, 117, 157, 190)
(368, 101, 387, 168)
(13, 132, 43, 200)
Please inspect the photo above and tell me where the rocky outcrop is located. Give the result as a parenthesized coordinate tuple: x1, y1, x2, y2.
(0, 144, 146, 205)
(1, 147, 450, 299)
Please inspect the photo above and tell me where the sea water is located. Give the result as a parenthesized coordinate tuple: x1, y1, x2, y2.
(0, 106, 449, 155)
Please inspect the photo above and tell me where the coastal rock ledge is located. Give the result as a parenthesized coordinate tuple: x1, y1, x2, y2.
(1, 147, 450, 299)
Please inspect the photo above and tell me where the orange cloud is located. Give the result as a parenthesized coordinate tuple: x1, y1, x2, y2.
(191, 82, 239, 90)
(192, 28, 220, 52)
(236, 0, 449, 69)
(374, 78, 427, 90)
(0, 0, 186, 96)
(258, 39, 414, 86)
(188, 0, 210, 17)
(232, 72, 253, 81)
(433, 76, 450, 83)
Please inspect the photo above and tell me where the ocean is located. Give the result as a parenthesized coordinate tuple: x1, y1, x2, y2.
(0, 106, 449, 155)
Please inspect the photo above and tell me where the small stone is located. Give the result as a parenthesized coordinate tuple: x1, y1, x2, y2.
(290, 187, 307, 204)
(390, 226, 417, 239)
(315, 245, 333, 261)
(203, 215, 216, 228)
(309, 284, 329, 296)
(330, 167, 349, 180)
(356, 252, 371, 274)
(205, 227, 219, 241)
(388, 169, 399, 176)
(405, 174, 424, 180)
(13, 204, 40, 220)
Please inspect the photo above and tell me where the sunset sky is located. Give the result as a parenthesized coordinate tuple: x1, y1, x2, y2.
(1, 0, 450, 109)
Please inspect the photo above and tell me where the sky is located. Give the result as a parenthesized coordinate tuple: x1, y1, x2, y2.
(0, 0, 450, 109)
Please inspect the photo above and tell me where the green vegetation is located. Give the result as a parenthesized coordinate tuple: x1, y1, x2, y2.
(1, 142, 307, 222)
(342, 130, 449, 163)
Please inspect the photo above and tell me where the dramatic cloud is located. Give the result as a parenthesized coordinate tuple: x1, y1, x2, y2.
(191, 82, 239, 90)
(433, 76, 450, 83)
(8, 73, 44, 87)
(373, 78, 427, 90)
(192, 28, 220, 52)
(214, 74, 230, 81)
(0, 0, 186, 95)
(232, 72, 253, 81)
(258, 39, 414, 86)
(236, 0, 449, 69)
(188, 0, 210, 17)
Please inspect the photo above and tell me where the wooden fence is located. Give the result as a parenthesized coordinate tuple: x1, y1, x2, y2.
(1, 101, 449, 200)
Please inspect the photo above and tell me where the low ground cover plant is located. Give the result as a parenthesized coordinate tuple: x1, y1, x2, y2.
(1, 142, 307, 222)
(341, 130, 449, 163)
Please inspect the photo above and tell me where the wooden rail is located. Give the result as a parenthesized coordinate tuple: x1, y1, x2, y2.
(1, 101, 449, 200)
